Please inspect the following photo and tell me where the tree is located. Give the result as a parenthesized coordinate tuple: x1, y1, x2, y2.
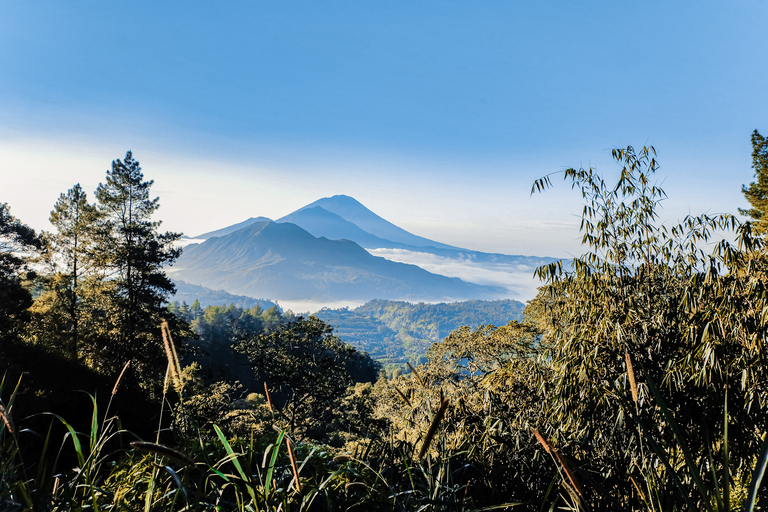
(0, 203, 41, 343)
(740, 129, 768, 234)
(235, 315, 380, 441)
(373, 320, 549, 504)
(45, 184, 101, 357)
(529, 145, 768, 509)
(93, 151, 182, 376)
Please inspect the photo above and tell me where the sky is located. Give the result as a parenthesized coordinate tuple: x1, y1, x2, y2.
(2, 1, 767, 258)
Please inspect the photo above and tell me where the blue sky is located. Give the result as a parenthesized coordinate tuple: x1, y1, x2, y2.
(2, 1, 766, 257)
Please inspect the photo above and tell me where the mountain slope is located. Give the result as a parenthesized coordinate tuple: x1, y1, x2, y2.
(170, 220, 505, 302)
(277, 206, 407, 248)
(314, 298, 526, 363)
(278, 196, 556, 267)
(170, 280, 277, 310)
(194, 217, 270, 239)
(290, 195, 458, 250)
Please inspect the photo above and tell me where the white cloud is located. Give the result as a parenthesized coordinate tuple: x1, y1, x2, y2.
(368, 248, 547, 301)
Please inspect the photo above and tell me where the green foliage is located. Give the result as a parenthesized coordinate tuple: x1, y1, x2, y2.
(236, 315, 381, 442)
(375, 321, 553, 506)
(530, 145, 768, 509)
(740, 129, 768, 235)
(26, 153, 190, 384)
(6, 140, 768, 511)
(45, 183, 101, 358)
(0, 203, 41, 344)
(315, 299, 526, 364)
(92, 151, 182, 378)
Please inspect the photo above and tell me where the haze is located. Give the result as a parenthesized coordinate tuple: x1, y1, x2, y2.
(2, 2, 766, 258)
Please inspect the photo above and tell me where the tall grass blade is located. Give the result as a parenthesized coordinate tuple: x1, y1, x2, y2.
(112, 360, 131, 395)
(407, 362, 425, 388)
(213, 424, 256, 503)
(0, 403, 13, 433)
(89, 394, 99, 454)
(722, 388, 729, 512)
(286, 436, 301, 492)
(44, 413, 85, 468)
(265, 429, 286, 496)
(163, 465, 188, 503)
(633, 414, 698, 511)
(745, 434, 768, 512)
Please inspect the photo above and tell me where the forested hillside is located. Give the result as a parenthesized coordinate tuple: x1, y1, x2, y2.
(314, 298, 525, 364)
(170, 280, 277, 310)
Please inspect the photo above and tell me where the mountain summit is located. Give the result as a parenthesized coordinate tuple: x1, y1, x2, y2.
(282, 195, 458, 250)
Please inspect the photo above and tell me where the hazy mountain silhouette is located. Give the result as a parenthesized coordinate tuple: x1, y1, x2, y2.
(284, 195, 458, 250)
(277, 206, 408, 249)
(277, 195, 555, 266)
(171, 220, 505, 302)
(194, 216, 271, 239)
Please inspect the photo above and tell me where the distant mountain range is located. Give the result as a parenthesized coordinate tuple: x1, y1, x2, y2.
(170, 195, 555, 304)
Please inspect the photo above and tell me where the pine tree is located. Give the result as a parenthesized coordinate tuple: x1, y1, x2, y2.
(47, 184, 100, 357)
(95, 151, 181, 376)
(740, 129, 768, 235)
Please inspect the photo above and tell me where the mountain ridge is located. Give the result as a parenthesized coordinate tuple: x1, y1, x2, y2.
(288, 195, 459, 250)
(171, 220, 506, 303)
(174, 194, 557, 302)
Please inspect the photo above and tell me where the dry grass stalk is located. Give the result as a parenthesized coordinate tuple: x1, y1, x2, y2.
(264, 382, 274, 412)
(345, 482, 367, 491)
(112, 360, 131, 395)
(625, 350, 638, 402)
(0, 403, 13, 434)
(131, 441, 196, 467)
(160, 320, 183, 393)
(629, 475, 647, 503)
(163, 363, 171, 395)
(551, 448, 584, 498)
(393, 386, 412, 408)
(406, 362, 425, 387)
(286, 436, 302, 492)
(532, 428, 584, 498)
(531, 428, 551, 453)
(418, 390, 449, 459)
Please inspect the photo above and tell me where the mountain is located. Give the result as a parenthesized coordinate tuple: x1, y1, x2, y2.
(277, 195, 555, 267)
(277, 206, 405, 249)
(194, 217, 270, 239)
(281, 195, 458, 250)
(170, 220, 505, 303)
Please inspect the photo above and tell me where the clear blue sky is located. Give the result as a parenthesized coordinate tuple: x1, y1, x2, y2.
(1, 1, 766, 256)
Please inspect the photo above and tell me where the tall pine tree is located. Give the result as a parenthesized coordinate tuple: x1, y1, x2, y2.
(740, 129, 768, 235)
(95, 151, 181, 376)
(47, 184, 101, 357)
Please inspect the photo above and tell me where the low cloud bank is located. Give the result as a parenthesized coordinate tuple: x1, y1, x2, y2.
(368, 248, 546, 301)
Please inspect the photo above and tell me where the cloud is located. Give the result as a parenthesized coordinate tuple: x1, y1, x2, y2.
(368, 248, 546, 301)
